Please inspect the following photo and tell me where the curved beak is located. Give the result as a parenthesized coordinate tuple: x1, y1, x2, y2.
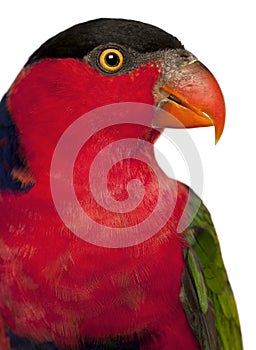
(153, 58, 225, 143)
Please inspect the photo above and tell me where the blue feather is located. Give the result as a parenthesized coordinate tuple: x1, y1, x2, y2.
(8, 329, 141, 349)
(8, 330, 58, 350)
(0, 94, 33, 191)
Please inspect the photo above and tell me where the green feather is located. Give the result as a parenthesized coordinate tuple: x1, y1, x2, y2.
(181, 189, 243, 349)
(187, 249, 208, 314)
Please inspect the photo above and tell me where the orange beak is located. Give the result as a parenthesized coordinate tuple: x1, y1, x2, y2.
(153, 60, 225, 143)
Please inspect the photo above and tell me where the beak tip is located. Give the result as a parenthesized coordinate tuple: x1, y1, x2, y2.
(215, 130, 220, 145)
(214, 121, 225, 144)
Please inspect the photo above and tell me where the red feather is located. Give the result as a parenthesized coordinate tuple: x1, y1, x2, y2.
(0, 58, 199, 349)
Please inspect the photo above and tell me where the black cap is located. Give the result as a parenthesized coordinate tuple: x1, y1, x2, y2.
(30, 18, 184, 61)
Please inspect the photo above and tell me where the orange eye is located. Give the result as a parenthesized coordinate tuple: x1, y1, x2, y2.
(99, 49, 124, 72)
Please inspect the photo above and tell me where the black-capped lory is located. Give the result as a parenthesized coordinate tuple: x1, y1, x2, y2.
(0, 19, 242, 350)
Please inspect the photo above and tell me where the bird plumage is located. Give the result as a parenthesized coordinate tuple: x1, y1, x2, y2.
(0, 18, 242, 349)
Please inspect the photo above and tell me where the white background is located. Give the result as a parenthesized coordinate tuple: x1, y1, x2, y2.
(0, 1, 254, 348)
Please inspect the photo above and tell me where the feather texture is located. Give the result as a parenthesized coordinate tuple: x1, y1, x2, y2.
(181, 190, 243, 349)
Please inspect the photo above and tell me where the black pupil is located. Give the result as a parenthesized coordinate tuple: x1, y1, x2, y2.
(105, 52, 120, 67)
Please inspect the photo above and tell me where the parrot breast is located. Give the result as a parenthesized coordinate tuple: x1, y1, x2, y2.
(0, 58, 199, 349)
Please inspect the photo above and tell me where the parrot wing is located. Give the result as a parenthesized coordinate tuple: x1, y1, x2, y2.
(0, 94, 35, 192)
(181, 190, 243, 350)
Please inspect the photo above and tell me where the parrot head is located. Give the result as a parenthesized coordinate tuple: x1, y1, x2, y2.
(6, 18, 225, 156)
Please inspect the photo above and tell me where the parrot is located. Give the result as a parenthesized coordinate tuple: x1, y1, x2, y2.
(0, 18, 242, 350)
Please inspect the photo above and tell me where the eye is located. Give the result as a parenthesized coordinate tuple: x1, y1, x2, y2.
(99, 48, 124, 72)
